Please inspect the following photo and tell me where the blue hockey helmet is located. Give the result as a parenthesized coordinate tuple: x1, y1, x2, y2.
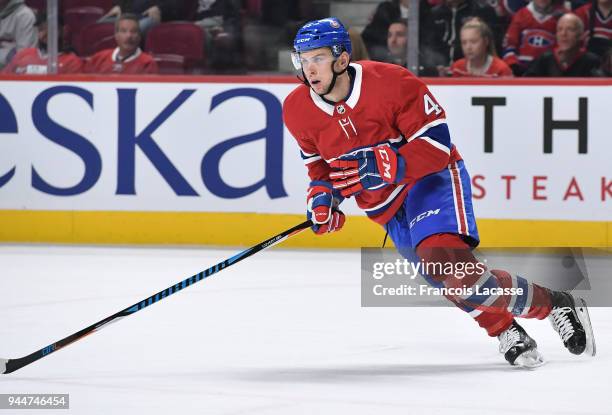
(291, 17, 352, 70)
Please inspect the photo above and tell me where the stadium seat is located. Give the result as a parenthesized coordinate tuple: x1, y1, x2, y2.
(75, 22, 115, 57)
(145, 23, 205, 71)
(64, 7, 105, 49)
(62, 0, 113, 12)
(152, 54, 186, 75)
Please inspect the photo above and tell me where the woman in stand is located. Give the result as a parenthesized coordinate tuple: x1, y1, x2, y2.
(451, 17, 513, 77)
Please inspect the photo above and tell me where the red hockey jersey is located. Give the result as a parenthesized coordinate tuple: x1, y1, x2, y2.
(283, 61, 461, 225)
(503, 3, 566, 67)
(451, 55, 513, 77)
(84, 47, 158, 74)
(576, 3, 612, 46)
(2, 47, 83, 74)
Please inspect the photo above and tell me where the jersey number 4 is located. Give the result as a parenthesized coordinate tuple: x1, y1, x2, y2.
(424, 94, 442, 116)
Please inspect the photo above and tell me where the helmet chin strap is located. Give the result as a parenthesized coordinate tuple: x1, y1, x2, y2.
(319, 59, 348, 97)
(299, 59, 349, 98)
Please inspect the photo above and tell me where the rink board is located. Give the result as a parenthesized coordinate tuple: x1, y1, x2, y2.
(0, 75, 610, 247)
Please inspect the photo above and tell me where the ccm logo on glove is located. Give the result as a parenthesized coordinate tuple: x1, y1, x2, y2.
(377, 147, 393, 180)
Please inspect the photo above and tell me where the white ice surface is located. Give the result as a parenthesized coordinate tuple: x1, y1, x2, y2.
(0, 245, 610, 414)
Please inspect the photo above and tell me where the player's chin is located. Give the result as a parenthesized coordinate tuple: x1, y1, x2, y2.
(310, 80, 326, 94)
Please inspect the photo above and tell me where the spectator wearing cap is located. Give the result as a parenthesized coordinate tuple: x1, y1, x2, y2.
(85, 13, 158, 74)
(0, 0, 36, 69)
(524, 12, 602, 76)
(2, 11, 82, 74)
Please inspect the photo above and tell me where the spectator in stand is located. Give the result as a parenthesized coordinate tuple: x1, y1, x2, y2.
(193, 0, 242, 70)
(84, 13, 158, 74)
(502, 0, 567, 75)
(0, 0, 36, 69)
(349, 27, 369, 61)
(451, 17, 513, 76)
(601, 46, 612, 75)
(386, 19, 408, 66)
(361, 0, 431, 61)
(421, 0, 500, 74)
(524, 12, 602, 76)
(194, 0, 239, 32)
(100, 0, 185, 35)
(382, 19, 438, 75)
(2, 11, 82, 74)
(575, 0, 612, 58)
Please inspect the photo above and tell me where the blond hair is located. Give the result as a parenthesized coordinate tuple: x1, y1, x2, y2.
(460, 17, 497, 57)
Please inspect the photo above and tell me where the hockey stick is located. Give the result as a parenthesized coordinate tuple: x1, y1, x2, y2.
(1, 219, 313, 374)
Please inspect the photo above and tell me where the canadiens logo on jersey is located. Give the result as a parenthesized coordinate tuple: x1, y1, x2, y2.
(527, 35, 553, 47)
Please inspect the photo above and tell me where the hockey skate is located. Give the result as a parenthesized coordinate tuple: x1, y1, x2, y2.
(549, 291, 596, 356)
(498, 320, 545, 368)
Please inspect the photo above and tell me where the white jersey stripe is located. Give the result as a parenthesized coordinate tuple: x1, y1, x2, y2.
(448, 164, 462, 235)
(469, 308, 483, 317)
(454, 162, 469, 236)
(406, 119, 447, 142)
(362, 184, 406, 212)
(304, 155, 322, 165)
(419, 136, 451, 155)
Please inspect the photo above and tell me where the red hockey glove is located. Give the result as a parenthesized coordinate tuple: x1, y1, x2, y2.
(307, 181, 346, 235)
(329, 145, 406, 197)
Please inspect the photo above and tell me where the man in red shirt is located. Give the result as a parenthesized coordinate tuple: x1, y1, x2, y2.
(84, 13, 158, 74)
(2, 11, 82, 74)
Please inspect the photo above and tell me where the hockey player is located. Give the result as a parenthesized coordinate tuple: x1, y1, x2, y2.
(282, 17, 596, 368)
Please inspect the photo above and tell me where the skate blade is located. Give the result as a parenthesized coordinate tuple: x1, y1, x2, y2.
(576, 298, 596, 357)
(514, 349, 546, 369)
